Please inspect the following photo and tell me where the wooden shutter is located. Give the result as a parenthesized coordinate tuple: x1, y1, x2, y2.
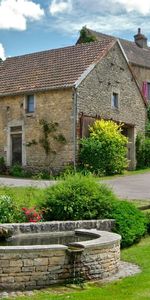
(142, 81, 148, 98)
(81, 115, 96, 137)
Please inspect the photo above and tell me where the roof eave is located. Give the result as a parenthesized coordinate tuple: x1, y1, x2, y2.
(0, 84, 74, 98)
(117, 39, 147, 106)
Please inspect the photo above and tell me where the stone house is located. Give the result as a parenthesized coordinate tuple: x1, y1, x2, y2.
(0, 39, 146, 172)
(77, 27, 150, 101)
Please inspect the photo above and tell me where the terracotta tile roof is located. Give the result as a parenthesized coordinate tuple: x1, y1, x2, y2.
(77, 28, 150, 68)
(0, 40, 114, 96)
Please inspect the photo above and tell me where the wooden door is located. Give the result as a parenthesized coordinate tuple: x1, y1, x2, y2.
(11, 134, 22, 165)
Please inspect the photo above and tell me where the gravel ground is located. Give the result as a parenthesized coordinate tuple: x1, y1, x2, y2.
(102, 172, 150, 200)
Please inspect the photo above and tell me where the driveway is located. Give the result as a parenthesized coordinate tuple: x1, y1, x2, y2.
(0, 177, 56, 188)
(0, 173, 150, 200)
(102, 172, 150, 200)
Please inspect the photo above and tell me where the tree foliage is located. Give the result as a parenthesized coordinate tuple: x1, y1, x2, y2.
(80, 119, 128, 175)
(79, 27, 96, 43)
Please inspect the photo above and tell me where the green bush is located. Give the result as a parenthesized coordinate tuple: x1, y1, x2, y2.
(42, 174, 147, 247)
(9, 164, 32, 178)
(136, 134, 150, 169)
(43, 174, 117, 221)
(106, 201, 146, 248)
(80, 119, 128, 175)
(145, 212, 150, 234)
(0, 195, 18, 223)
(0, 156, 7, 174)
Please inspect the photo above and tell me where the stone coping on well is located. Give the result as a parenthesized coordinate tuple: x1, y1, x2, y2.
(73, 229, 121, 248)
(0, 229, 121, 251)
(0, 244, 68, 251)
(0, 219, 115, 235)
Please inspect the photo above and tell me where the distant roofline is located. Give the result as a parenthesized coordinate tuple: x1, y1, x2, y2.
(77, 27, 150, 50)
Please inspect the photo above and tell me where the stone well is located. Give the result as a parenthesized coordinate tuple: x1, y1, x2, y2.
(0, 220, 121, 291)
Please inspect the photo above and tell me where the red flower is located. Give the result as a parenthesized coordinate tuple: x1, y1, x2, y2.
(21, 207, 43, 223)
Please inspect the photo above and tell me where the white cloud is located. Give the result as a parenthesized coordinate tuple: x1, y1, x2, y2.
(49, 0, 72, 16)
(115, 0, 150, 15)
(0, 43, 5, 60)
(47, 0, 150, 41)
(52, 13, 138, 36)
(0, 0, 44, 31)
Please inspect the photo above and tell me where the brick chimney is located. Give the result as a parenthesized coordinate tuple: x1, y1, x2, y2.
(134, 28, 148, 48)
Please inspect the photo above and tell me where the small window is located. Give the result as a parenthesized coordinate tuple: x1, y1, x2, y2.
(112, 92, 119, 109)
(142, 81, 150, 100)
(148, 83, 150, 100)
(26, 95, 34, 113)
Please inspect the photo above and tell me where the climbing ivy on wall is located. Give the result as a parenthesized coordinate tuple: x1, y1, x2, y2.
(39, 119, 66, 156)
(26, 119, 67, 169)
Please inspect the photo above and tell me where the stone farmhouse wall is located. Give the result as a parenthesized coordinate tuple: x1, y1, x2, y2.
(131, 64, 150, 88)
(76, 42, 146, 169)
(0, 88, 74, 172)
(77, 42, 146, 133)
(0, 42, 147, 172)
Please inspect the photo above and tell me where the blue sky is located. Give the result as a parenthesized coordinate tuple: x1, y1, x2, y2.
(0, 0, 150, 59)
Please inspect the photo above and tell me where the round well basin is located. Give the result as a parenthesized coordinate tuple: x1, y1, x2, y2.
(0, 220, 121, 291)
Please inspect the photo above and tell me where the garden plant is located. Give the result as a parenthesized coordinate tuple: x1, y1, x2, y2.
(80, 119, 128, 175)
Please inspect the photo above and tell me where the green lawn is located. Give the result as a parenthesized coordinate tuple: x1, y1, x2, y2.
(2, 236, 150, 300)
(0, 186, 45, 208)
(127, 199, 150, 208)
(99, 167, 150, 180)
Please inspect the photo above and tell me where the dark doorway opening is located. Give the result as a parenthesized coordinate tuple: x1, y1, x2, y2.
(11, 134, 22, 165)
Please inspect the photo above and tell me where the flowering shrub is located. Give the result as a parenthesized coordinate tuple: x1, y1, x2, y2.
(0, 195, 18, 223)
(22, 207, 43, 222)
(80, 119, 128, 175)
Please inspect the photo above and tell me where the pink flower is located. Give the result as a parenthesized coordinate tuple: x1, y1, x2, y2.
(21, 206, 43, 223)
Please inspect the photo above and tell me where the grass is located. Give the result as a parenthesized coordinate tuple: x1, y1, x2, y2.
(1, 236, 150, 300)
(128, 199, 150, 208)
(99, 167, 150, 180)
(0, 186, 45, 208)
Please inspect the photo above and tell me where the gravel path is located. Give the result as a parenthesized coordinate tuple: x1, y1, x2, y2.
(0, 177, 56, 188)
(0, 172, 150, 200)
(101, 172, 150, 200)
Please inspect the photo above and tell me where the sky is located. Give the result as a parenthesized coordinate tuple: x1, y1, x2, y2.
(0, 0, 150, 59)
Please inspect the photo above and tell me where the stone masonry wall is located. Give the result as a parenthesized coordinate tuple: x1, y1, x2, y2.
(2, 219, 115, 235)
(131, 64, 150, 88)
(76, 42, 146, 133)
(76, 42, 146, 169)
(0, 229, 120, 291)
(0, 247, 69, 291)
(0, 88, 74, 171)
(73, 241, 120, 280)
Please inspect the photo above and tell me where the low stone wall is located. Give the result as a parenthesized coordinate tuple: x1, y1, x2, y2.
(0, 245, 68, 290)
(0, 220, 121, 291)
(0, 227, 121, 291)
(71, 229, 120, 281)
(0, 219, 115, 235)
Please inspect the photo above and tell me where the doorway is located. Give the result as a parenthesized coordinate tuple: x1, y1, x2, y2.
(10, 126, 22, 165)
(11, 134, 22, 165)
